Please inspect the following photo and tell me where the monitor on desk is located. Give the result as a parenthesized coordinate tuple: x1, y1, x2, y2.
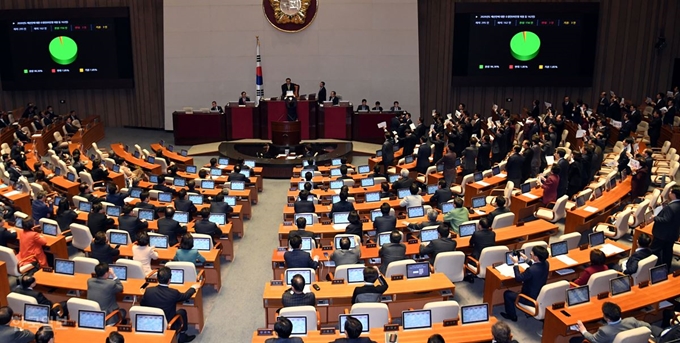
(149, 235, 168, 249)
(420, 229, 439, 242)
(492, 166, 501, 175)
(358, 165, 370, 174)
(138, 209, 154, 221)
(78, 201, 92, 213)
(388, 174, 399, 183)
(455, 159, 462, 167)
(224, 196, 237, 206)
(54, 166, 61, 176)
(520, 182, 531, 194)
(576, 195, 586, 207)
(330, 168, 341, 177)
(459, 223, 476, 237)
(286, 316, 307, 336)
(173, 211, 189, 224)
(295, 213, 314, 225)
(365, 192, 380, 203)
(66, 172, 76, 182)
(378, 232, 392, 246)
(133, 151, 140, 159)
(406, 262, 430, 279)
(339, 314, 369, 334)
(241, 169, 251, 178)
(186, 165, 197, 174)
(112, 165, 120, 173)
(393, 145, 400, 152)
(402, 310, 432, 330)
(437, 163, 445, 172)
(405, 155, 415, 164)
(471, 196, 486, 209)
(147, 156, 155, 164)
(330, 180, 343, 190)
(608, 177, 617, 190)
(244, 160, 256, 168)
(441, 202, 454, 214)
(54, 258, 75, 275)
(589, 231, 605, 247)
(650, 265, 668, 284)
(78, 310, 106, 330)
(108, 265, 127, 281)
(209, 213, 226, 226)
(109, 232, 128, 246)
(461, 304, 489, 325)
(15, 218, 22, 229)
(230, 181, 245, 190)
(201, 180, 215, 190)
(333, 212, 350, 224)
(173, 178, 186, 187)
(106, 206, 121, 217)
(218, 157, 229, 166)
(407, 206, 425, 218)
(474, 172, 483, 182)
(361, 178, 374, 187)
(129, 188, 142, 198)
(124, 145, 129, 152)
(376, 150, 382, 158)
(167, 145, 174, 152)
(285, 269, 312, 286)
(149, 174, 159, 184)
(299, 237, 313, 252)
(181, 149, 188, 157)
(189, 194, 203, 205)
(210, 168, 222, 176)
(170, 269, 184, 284)
(397, 188, 410, 199)
(24, 304, 50, 324)
(566, 285, 590, 307)
(347, 267, 365, 283)
(158, 192, 172, 203)
(594, 187, 602, 199)
(332, 158, 342, 166)
(136, 314, 165, 334)
(610, 275, 632, 296)
(332, 195, 341, 204)
(54, 197, 63, 207)
(42, 223, 58, 236)
(193, 237, 211, 251)
(550, 241, 568, 257)
(427, 184, 438, 195)
(370, 210, 382, 222)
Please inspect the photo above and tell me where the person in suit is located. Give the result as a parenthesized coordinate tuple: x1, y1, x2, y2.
(378, 230, 406, 274)
(351, 266, 388, 304)
(500, 245, 550, 321)
(174, 189, 197, 220)
(407, 208, 442, 234)
(477, 135, 492, 172)
(649, 110, 662, 147)
(618, 137, 634, 174)
(227, 164, 248, 183)
(0, 217, 16, 247)
(343, 211, 364, 241)
(469, 218, 495, 262)
(615, 233, 653, 275)
(389, 114, 401, 133)
(390, 101, 402, 112)
(90, 231, 120, 265)
(555, 149, 569, 198)
(401, 129, 418, 156)
(317, 81, 327, 104)
(331, 236, 361, 267)
(430, 180, 452, 208)
(520, 139, 534, 182)
(238, 91, 251, 105)
(597, 91, 610, 114)
(506, 145, 524, 188)
(31, 191, 53, 222)
(90, 158, 109, 183)
(414, 116, 427, 140)
(618, 113, 634, 141)
(492, 321, 519, 343)
(529, 99, 540, 119)
(266, 317, 305, 343)
(436, 143, 458, 188)
(289, 216, 315, 241)
(281, 274, 316, 308)
(373, 203, 397, 235)
(157, 207, 186, 247)
(136, 192, 158, 217)
(284, 235, 319, 269)
(0, 306, 33, 343)
(87, 262, 126, 325)
(105, 183, 126, 207)
(210, 101, 223, 114)
(88, 203, 114, 237)
(330, 191, 355, 218)
(651, 186, 680, 269)
(486, 196, 511, 226)
(328, 91, 340, 105)
(117, 204, 147, 241)
(663, 99, 676, 126)
(333, 316, 377, 343)
(372, 101, 383, 111)
(194, 208, 223, 239)
(16, 275, 68, 319)
(573, 249, 608, 286)
(419, 224, 456, 265)
(356, 99, 370, 111)
(541, 165, 560, 206)
(562, 96, 575, 121)
(281, 78, 299, 98)
(173, 233, 205, 266)
(461, 137, 479, 176)
(210, 191, 234, 215)
(571, 302, 659, 343)
(391, 168, 413, 192)
(141, 266, 201, 343)
(381, 132, 394, 173)
(337, 165, 353, 180)
(607, 96, 621, 121)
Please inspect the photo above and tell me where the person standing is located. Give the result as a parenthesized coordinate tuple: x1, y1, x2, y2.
(650, 186, 680, 270)
(381, 132, 394, 175)
(317, 81, 327, 104)
(436, 143, 458, 188)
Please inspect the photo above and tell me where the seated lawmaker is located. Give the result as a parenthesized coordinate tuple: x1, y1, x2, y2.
(173, 233, 206, 266)
(572, 249, 607, 286)
(443, 197, 469, 234)
(419, 225, 456, 265)
(372, 101, 383, 111)
(265, 317, 304, 343)
(89, 231, 120, 265)
(328, 91, 339, 105)
(486, 196, 511, 225)
(408, 209, 442, 232)
(238, 92, 251, 105)
(344, 211, 364, 241)
(500, 245, 549, 322)
(228, 165, 248, 182)
(281, 274, 315, 308)
(331, 236, 361, 267)
(389, 101, 402, 112)
(210, 101, 223, 114)
(194, 208, 223, 239)
(616, 233, 652, 275)
(16, 275, 68, 319)
(373, 203, 396, 235)
(334, 316, 377, 343)
(284, 235, 319, 269)
(337, 165, 353, 180)
(357, 99, 370, 111)
(378, 230, 406, 274)
(210, 190, 234, 216)
(0, 306, 36, 343)
(351, 266, 388, 304)
(174, 189, 197, 220)
(157, 207, 186, 247)
(330, 191, 354, 218)
(400, 183, 424, 208)
(430, 179, 452, 207)
(118, 204, 147, 240)
(294, 190, 315, 214)
(391, 168, 413, 192)
(289, 217, 315, 240)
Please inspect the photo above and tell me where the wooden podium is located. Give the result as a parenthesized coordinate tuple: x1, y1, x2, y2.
(272, 121, 301, 146)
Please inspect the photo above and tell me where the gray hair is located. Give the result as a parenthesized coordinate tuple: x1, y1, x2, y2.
(427, 209, 438, 221)
(400, 168, 409, 177)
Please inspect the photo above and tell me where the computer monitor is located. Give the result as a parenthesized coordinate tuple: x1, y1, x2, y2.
(492, 166, 501, 175)
(138, 209, 154, 221)
(167, 144, 174, 152)
(147, 156, 155, 164)
(54, 258, 75, 275)
(210, 168, 222, 176)
(392, 145, 399, 152)
(405, 155, 415, 164)
(298, 237, 313, 252)
(286, 316, 308, 336)
(358, 165, 370, 174)
(294, 213, 314, 225)
(149, 174, 159, 184)
(460, 304, 489, 325)
(360, 178, 375, 187)
(218, 157, 229, 166)
(54, 197, 63, 207)
(78, 201, 92, 213)
(285, 269, 312, 286)
(109, 232, 128, 245)
(181, 149, 188, 157)
(427, 184, 438, 195)
(609, 177, 617, 190)
(474, 172, 483, 182)
(244, 160, 256, 168)
(332, 195, 341, 204)
(365, 192, 380, 202)
(594, 187, 602, 199)
(208, 213, 226, 226)
(241, 169, 251, 178)
(455, 159, 462, 167)
(66, 172, 76, 182)
(566, 286, 590, 307)
(520, 182, 531, 194)
(407, 206, 425, 218)
(329, 180, 343, 190)
(420, 229, 439, 242)
(550, 241, 569, 257)
(471, 196, 486, 208)
(650, 265, 668, 284)
(78, 310, 106, 330)
(129, 188, 142, 198)
(156, 192, 171, 203)
(135, 314, 165, 334)
(24, 304, 50, 324)
(402, 310, 432, 330)
(133, 151, 140, 159)
(330, 168, 342, 177)
(106, 206, 121, 217)
(201, 180, 215, 189)
(173, 211, 189, 224)
(576, 195, 586, 207)
(170, 269, 184, 284)
(173, 178, 186, 187)
(406, 262, 430, 279)
(610, 276, 632, 296)
(378, 232, 392, 246)
(376, 150, 383, 157)
(189, 194, 203, 205)
(589, 231, 605, 247)
(459, 223, 476, 237)
(224, 196, 237, 206)
(505, 251, 527, 265)
(193, 237, 211, 251)
(42, 223, 58, 236)
(186, 165, 197, 174)
(347, 267, 365, 283)
(149, 235, 168, 249)
(388, 174, 399, 183)
(333, 212, 350, 224)
(54, 166, 62, 176)
(231, 181, 245, 190)
(332, 158, 342, 166)
(370, 210, 382, 222)
(339, 314, 369, 334)
(112, 165, 120, 173)
(108, 265, 127, 281)
(397, 188, 410, 199)
(15, 217, 22, 229)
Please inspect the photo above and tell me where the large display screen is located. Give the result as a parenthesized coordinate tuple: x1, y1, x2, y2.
(452, 3, 599, 86)
(0, 8, 134, 90)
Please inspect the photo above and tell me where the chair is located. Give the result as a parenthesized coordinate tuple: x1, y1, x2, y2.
(516, 280, 570, 320)
(39, 218, 72, 243)
(558, 232, 582, 250)
(67, 298, 122, 325)
(626, 199, 649, 230)
(0, 246, 35, 277)
(129, 306, 183, 333)
(342, 179, 355, 187)
(155, 157, 168, 174)
(279, 306, 320, 331)
(29, 183, 44, 200)
(0, 143, 10, 155)
(164, 261, 204, 283)
(433, 251, 466, 283)
(134, 144, 144, 159)
(17, 176, 32, 198)
(644, 189, 662, 208)
(69, 223, 93, 251)
(465, 246, 509, 279)
(106, 229, 132, 245)
(73, 256, 99, 274)
(630, 255, 657, 285)
(451, 174, 474, 196)
(53, 131, 69, 148)
(72, 195, 89, 209)
(486, 181, 514, 207)
(423, 301, 460, 323)
(7, 292, 63, 318)
(385, 259, 417, 278)
(115, 259, 151, 279)
(534, 195, 569, 223)
(349, 303, 391, 329)
(593, 209, 632, 240)
(575, 269, 620, 296)
(491, 212, 515, 229)
(331, 264, 366, 281)
(103, 158, 116, 170)
(612, 327, 652, 343)
(417, 166, 437, 184)
(91, 142, 109, 158)
(520, 241, 548, 258)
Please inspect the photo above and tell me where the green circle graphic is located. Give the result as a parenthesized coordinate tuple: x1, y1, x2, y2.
(510, 31, 540, 61)
(49, 36, 78, 65)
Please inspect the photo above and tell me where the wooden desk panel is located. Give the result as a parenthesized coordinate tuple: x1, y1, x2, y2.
(511, 187, 544, 224)
(172, 111, 226, 145)
(464, 176, 506, 207)
(150, 143, 194, 166)
(564, 177, 631, 234)
(12, 321, 177, 343)
(110, 143, 161, 174)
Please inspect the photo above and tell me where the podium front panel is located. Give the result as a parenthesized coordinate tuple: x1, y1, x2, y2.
(319, 106, 351, 139)
(230, 107, 257, 140)
(264, 100, 315, 140)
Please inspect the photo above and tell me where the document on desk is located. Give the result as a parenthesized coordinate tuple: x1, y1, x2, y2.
(583, 206, 598, 213)
(476, 181, 490, 187)
(494, 264, 516, 278)
(524, 193, 539, 199)
(497, 173, 507, 178)
(600, 243, 625, 256)
(555, 255, 578, 266)
(474, 209, 486, 215)
(3, 190, 20, 197)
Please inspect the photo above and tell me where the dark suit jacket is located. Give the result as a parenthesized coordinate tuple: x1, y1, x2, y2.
(284, 249, 319, 269)
(401, 135, 418, 156)
(623, 248, 652, 275)
(15, 287, 53, 307)
(331, 201, 355, 217)
(415, 143, 431, 174)
(91, 168, 109, 183)
(437, 151, 458, 180)
(356, 104, 370, 111)
(294, 200, 316, 214)
(379, 243, 406, 274)
(0, 325, 34, 343)
(487, 207, 511, 227)
(209, 202, 233, 215)
(420, 237, 457, 265)
(373, 215, 397, 235)
(470, 230, 496, 260)
(288, 229, 315, 240)
(157, 218, 186, 247)
(0, 227, 17, 247)
(106, 193, 126, 207)
(317, 87, 327, 103)
(265, 338, 305, 343)
(462, 146, 478, 173)
(506, 153, 524, 185)
(381, 140, 394, 166)
(392, 177, 413, 192)
(194, 219, 223, 237)
(174, 199, 197, 218)
(332, 338, 377, 343)
(118, 214, 147, 239)
(89, 242, 120, 264)
(141, 284, 196, 322)
(210, 106, 224, 113)
(281, 83, 298, 98)
(329, 96, 339, 105)
(513, 260, 550, 301)
(228, 173, 248, 182)
(477, 142, 491, 171)
(652, 201, 680, 242)
(557, 158, 569, 192)
(238, 97, 251, 105)
(87, 212, 112, 237)
(430, 188, 452, 207)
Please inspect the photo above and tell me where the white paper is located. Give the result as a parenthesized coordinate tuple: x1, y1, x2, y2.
(409, 123, 416, 130)
(584, 206, 598, 213)
(524, 193, 539, 199)
(402, 221, 411, 226)
(610, 90, 615, 96)
(492, 104, 498, 111)
(455, 111, 462, 118)
(660, 107, 668, 113)
(667, 91, 674, 98)
(544, 102, 552, 108)
(575, 130, 586, 139)
(474, 209, 485, 215)
(646, 97, 653, 104)
(377, 121, 387, 129)
(494, 264, 516, 278)
(446, 113, 452, 120)
(586, 110, 593, 116)
(628, 159, 640, 170)
(497, 173, 507, 178)
(599, 243, 624, 256)
(555, 255, 578, 266)
(476, 181, 490, 186)
(545, 156, 555, 165)
(610, 120, 622, 129)
(3, 190, 20, 197)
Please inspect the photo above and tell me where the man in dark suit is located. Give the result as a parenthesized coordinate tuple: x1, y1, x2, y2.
(419, 225, 456, 265)
(334, 316, 377, 343)
(373, 203, 397, 235)
(356, 99, 370, 111)
(664, 99, 677, 126)
(281, 78, 298, 98)
(328, 91, 340, 105)
(284, 235, 319, 269)
(118, 204, 147, 240)
(281, 274, 316, 308)
(330, 191, 355, 218)
(413, 117, 427, 140)
(389, 114, 401, 133)
(136, 192, 158, 218)
(290, 217, 316, 245)
(193, 208, 223, 238)
(238, 91, 250, 105)
(501, 245, 550, 321)
(210, 101, 223, 114)
(89, 231, 120, 265)
(477, 135, 492, 172)
(330, 236, 361, 267)
(294, 190, 316, 213)
(87, 263, 125, 325)
(436, 143, 458, 187)
(351, 266, 388, 304)
(430, 180, 452, 208)
(597, 91, 609, 114)
(651, 186, 680, 269)
(378, 230, 406, 274)
(615, 233, 653, 275)
(141, 266, 201, 343)
(0, 306, 33, 343)
(391, 168, 413, 192)
(469, 218, 496, 261)
(266, 317, 305, 343)
(174, 189, 197, 220)
(618, 113, 634, 141)
(90, 159, 109, 183)
(87, 203, 113, 237)
(16, 275, 67, 319)
(556, 149, 569, 198)
(317, 81, 327, 104)
(607, 96, 621, 121)
(617, 138, 634, 173)
(401, 129, 418, 157)
(487, 196, 511, 226)
(389, 101, 402, 112)
(506, 145, 524, 188)
(227, 165, 248, 182)
(381, 133, 394, 173)
(210, 192, 234, 216)
(157, 207, 186, 247)
(530, 100, 540, 119)
(562, 96, 574, 121)
(461, 137, 478, 176)
(105, 183, 126, 207)
(372, 101, 383, 111)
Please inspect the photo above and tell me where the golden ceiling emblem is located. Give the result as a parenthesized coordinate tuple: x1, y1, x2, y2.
(269, 0, 311, 24)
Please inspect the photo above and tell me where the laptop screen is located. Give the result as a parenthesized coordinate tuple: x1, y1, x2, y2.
(378, 233, 391, 246)
(106, 206, 121, 217)
(15, 217, 22, 229)
(330, 180, 343, 189)
(136, 314, 165, 333)
(201, 180, 215, 189)
(370, 210, 382, 222)
(173, 211, 189, 224)
(189, 195, 203, 205)
(42, 223, 58, 236)
(218, 157, 229, 166)
(193, 237, 211, 251)
(461, 304, 489, 324)
(173, 178, 186, 187)
(333, 212, 350, 224)
(332, 158, 342, 166)
(134, 151, 140, 159)
(441, 202, 454, 213)
(650, 265, 668, 284)
(609, 177, 617, 190)
(210, 168, 222, 176)
(347, 267, 365, 283)
(520, 182, 531, 194)
(167, 144, 174, 152)
(427, 184, 438, 194)
(339, 314, 369, 333)
(149, 175, 159, 184)
(387, 175, 398, 184)
(79, 201, 92, 212)
(231, 181, 245, 190)
(158, 192, 172, 203)
(109, 232, 128, 245)
(138, 209, 154, 221)
(471, 196, 486, 208)
(54, 258, 75, 275)
(224, 196, 236, 206)
(170, 269, 184, 284)
(589, 231, 605, 247)
(129, 188, 142, 198)
(67, 172, 76, 182)
(186, 165, 197, 174)
(112, 165, 120, 173)
(149, 235, 168, 249)
(492, 166, 501, 175)
(79, 310, 106, 330)
(566, 286, 590, 306)
(576, 195, 586, 207)
(241, 169, 251, 178)
(294, 213, 314, 225)
(108, 265, 127, 281)
(358, 165, 370, 174)
(365, 192, 380, 202)
(402, 310, 432, 330)
(397, 188, 410, 199)
(335, 236, 357, 249)
(361, 178, 374, 187)
(405, 155, 415, 164)
(147, 156, 155, 164)
(610, 276, 631, 296)
(420, 229, 439, 242)
(474, 172, 483, 182)
(209, 213, 226, 225)
(406, 262, 430, 279)
(407, 206, 424, 218)
(24, 304, 50, 324)
(330, 168, 341, 176)
(54, 166, 61, 176)
(550, 241, 568, 257)
(287, 316, 307, 336)
(332, 195, 341, 204)
(285, 269, 312, 285)
(299, 237, 313, 252)
(594, 187, 602, 199)
(244, 160, 255, 168)
(459, 223, 476, 237)
(181, 149, 188, 157)
(376, 150, 383, 157)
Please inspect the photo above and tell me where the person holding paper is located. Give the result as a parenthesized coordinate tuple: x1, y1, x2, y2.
(597, 91, 609, 115)
(663, 98, 676, 126)
(650, 186, 680, 270)
(280, 78, 299, 98)
(501, 245, 549, 322)
(436, 143, 458, 188)
(630, 157, 649, 199)
(541, 166, 560, 206)
(401, 129, 417, 156)
(506, 145, 524, 189)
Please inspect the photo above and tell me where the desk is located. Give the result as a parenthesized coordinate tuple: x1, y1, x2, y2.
(261, 273, 454, 327)
(0, 184, 32, 216)
(111, 143, 162, 174)
(543, 277, 680, 343)
(12, 321, 177, 343)
(281, 196, 433, 221)
(482, 241, 630, 312)
(172, 111, 226, 145)
(33, 270, 206, 331)
(73, 144, 126, 190)
(0, 262, 9, 306)
(564, 177, 631, 234)
(251, 320, 497, 343)
(352, 112, 398, 144)
(226, 103, 261, 140)
(71, 116, 105, 151)
(200, 163, 264, 193)
(632, 223, 654, 251)
(7, 225, 74, 260)
(150, 143, 194, 166)
(318, 105, 352, 139)
(368, 148, 404, 171)
(464, 176, 506, 207)
(32, 122, 65, 157)
(511, 187, 544, 224)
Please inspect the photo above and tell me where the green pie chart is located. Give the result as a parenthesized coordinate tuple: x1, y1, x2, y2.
(510, 31, 540, 61)
(49, 36, 78, 65)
